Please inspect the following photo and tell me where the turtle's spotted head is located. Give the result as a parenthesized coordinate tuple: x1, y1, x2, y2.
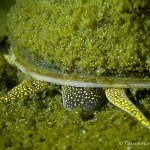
(62, 85, 103, 111)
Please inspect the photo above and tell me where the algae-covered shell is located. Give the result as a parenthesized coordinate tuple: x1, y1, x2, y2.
(11, 53, 150, 88)
(2, 0, 150, 129)
(8, 0, 150, 88)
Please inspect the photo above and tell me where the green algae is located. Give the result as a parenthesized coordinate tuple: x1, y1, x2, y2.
(0, 0, 16, 12)
(0, 0, 16, 40)
(0, 53, 17, 96)
(0, 85, 150, 149)
(0, 0, 18, 95)
(7, 0, 150, 78)
(0, 8, 7, 40)
(0, 0, 150, 149)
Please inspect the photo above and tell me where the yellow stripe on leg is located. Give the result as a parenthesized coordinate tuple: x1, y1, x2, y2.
(0, 80, 48, 103)
(105, 88, 150, 129)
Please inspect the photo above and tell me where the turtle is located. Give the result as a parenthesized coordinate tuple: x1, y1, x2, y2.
(0, 0, 150, 129)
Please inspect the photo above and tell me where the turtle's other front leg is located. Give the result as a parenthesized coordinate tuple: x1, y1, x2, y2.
(0, 80, 48, 103)
(105, 88, 150, 129)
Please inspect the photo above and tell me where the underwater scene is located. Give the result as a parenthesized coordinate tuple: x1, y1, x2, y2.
(0, 0, 150, 149)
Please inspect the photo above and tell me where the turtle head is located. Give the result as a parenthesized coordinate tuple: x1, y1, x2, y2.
(62, 85, 104, 111)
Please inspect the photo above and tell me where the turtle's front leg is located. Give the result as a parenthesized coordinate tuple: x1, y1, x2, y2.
(105, 88, 150, 129)
(0, 80, 48, 103)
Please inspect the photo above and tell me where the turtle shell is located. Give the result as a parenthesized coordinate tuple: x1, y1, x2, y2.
(8, 0, 150, 88)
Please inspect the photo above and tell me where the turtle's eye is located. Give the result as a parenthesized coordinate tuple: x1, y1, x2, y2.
(62, 85, 103, 111)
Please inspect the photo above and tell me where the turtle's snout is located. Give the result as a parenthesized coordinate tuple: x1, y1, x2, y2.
(62, 85, 103, 111)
